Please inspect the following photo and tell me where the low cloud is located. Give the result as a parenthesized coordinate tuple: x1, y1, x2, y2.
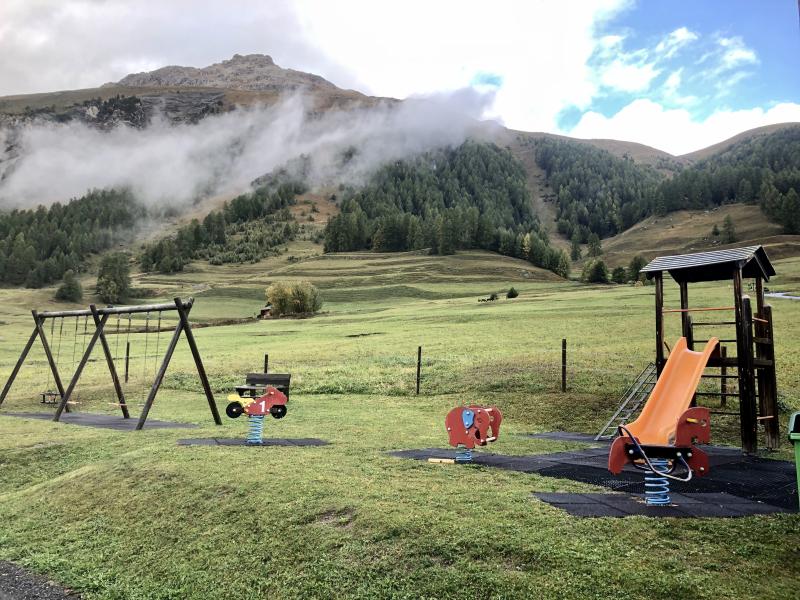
(569, 99, 800, 155)
(0, 88, 495, 209)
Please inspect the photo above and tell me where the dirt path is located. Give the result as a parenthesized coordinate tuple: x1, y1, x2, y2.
(0, 562, 79, 599)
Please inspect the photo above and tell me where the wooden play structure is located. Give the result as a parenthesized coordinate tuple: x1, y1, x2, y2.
(0, 297, 222, 430)
(642, 246, 779, 453)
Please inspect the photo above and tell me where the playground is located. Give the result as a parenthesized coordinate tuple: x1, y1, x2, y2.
(0, 249, 798, 599)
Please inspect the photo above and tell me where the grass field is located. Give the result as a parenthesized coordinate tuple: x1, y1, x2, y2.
(0, 248, 799, 599)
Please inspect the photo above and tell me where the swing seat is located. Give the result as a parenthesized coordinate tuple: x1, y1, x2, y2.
(40, 391, 60, 404)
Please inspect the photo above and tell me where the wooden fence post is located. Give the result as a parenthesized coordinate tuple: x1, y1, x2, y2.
(561, 338, 567, 392)
(264, 353, 269, 374)
(416, 346, 422, 395)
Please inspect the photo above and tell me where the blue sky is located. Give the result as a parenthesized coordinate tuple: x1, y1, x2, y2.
(560, 0, 800, 129)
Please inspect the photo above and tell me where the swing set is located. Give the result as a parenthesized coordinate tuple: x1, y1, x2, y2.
(0, 297, 222, 430)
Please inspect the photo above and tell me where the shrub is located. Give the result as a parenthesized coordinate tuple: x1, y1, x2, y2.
(611, 266, 627, 284)
(55, 270, 83, 302)
(488, 292, 498, 301)
(266, 281, 323, 317)
(506, 287, 519, 299)
(581, 259, 609, 283)
(627, 255, 647, 282)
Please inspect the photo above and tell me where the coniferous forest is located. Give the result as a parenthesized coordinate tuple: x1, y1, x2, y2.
(533, 125, 800, 240)
(0, 189, 145, 287)
(140, 181, 304, 273)
(1, 128, 798, 288)
(324, 141, 571, 277)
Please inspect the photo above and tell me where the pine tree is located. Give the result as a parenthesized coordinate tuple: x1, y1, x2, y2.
(587, 233, 603, 257)
(611, 266, 627, 284)
(722, 215, 737, 243)
(96, 252, 131, 303)
(570, 235, 582, 261)
(781, 189, 800, 234)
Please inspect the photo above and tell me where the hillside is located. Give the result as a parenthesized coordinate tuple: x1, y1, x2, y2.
(680, 122, 800, 162)
(0, 54, 798, 278)
(589, 204, 790, 270)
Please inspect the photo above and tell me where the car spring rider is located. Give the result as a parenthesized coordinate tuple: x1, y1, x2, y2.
(226, 386, 287, 444)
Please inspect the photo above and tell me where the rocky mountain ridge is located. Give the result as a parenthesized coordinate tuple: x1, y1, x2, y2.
(106, 53, 346, 94)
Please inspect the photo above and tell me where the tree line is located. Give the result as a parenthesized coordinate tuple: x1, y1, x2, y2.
(0, 189, 145, 288)
(324, 141, 570, 277)
(139, 181, 304, 273)
(532, 125, 800, 239)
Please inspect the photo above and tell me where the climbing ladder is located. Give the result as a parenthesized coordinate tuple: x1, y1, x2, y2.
(595, 362, 658, 441)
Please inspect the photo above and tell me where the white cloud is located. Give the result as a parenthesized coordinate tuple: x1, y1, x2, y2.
(655, 26, 698, 58)
(569, 99, 800, 155)
(717, 35, 759, 70)
(600, 60, 660, 92)
(294, 0, 631, 132)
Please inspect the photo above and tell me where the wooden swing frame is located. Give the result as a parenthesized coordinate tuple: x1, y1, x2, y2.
(0, 297, 222, 430)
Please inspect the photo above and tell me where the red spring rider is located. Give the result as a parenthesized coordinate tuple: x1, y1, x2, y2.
(445, 405, 502, 462)
(226, 386, 288, 444)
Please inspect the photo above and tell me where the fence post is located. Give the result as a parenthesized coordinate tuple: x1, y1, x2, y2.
(416, 346, 422, 395)
(264, 353, 269, 374)
(561, 338, 567, 392)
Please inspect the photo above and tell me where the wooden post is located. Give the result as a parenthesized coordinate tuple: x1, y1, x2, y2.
(0, 327, 39, 407)
(125, 341, 130, 383)
(31, 312, 67, 408)
(416, 346, 422, 395)
(720, 346, 728, 407)
(136, 318, 185, 430)
(679, 281, 689, 339)
(755, 276, 765, 316)
(54, 310, 110, 421)
(761, 305, 780, 449)
(264, 354, 269, 374)
(655, 273, 665, 375)
(90, 305, 129, 419)
(173, 298, 221, 426)
(561, 338, 567, 392)
(736, 286, 758, 454)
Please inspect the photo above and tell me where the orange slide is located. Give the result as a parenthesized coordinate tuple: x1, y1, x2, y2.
(608, 337, 718, 477)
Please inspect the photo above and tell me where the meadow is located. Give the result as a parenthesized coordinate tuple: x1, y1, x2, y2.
(0, 248, 798, 599)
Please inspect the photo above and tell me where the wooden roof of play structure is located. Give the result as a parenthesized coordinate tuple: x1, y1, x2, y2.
(641, 245, 775, 283)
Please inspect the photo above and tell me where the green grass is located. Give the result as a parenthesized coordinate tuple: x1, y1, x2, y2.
(0, 249, 798, 599)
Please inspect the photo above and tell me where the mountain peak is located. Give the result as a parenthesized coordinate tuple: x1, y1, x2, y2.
(105, 53, 339, 93)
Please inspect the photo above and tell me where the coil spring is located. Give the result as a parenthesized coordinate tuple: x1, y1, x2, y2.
(644, 458, 671, 506)
(455, 446, 473, 463)
(246, 415, 265, 445)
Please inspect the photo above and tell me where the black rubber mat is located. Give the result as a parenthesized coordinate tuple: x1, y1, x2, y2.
(178, 438, 329, 447)
(532, 492, 791, 517)
(392, 446, 798, 511)
(2, 411, 197, 430)
(523, 431, 609, 444)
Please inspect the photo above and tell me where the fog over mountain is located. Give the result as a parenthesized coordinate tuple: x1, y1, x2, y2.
(0, 86, 495, 210)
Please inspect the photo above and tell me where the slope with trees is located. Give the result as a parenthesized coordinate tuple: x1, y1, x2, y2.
(324, 141, 570, 277)
(0, 189, 145, 288)
(139, 181, 304, 273)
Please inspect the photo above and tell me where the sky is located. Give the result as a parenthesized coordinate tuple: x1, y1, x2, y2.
(0, 0, 798, 155)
